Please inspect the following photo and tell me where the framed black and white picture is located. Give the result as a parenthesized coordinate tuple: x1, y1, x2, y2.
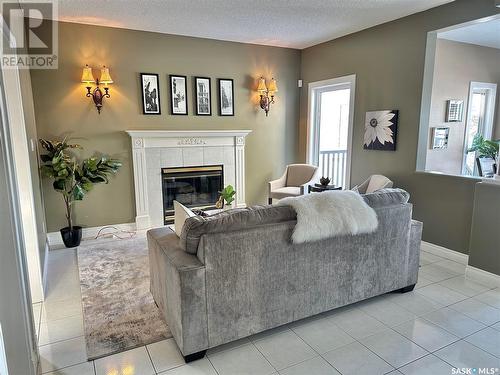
(195, 77, 211, 116)
(431, 127, 450, 149)
(445, 99, 463, 122)
(140, 73, 161, 115)
(218, 78, 234, 116)
(169, 75, 188, 115)
(363, 110, 399, 151)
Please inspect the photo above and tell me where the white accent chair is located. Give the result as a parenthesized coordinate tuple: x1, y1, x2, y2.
(353, 174, 393, 194)
(268, 164, 319, 204)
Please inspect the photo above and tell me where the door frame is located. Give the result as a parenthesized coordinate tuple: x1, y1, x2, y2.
(306, 74, 356, 188)
(461, 81, 497, 175)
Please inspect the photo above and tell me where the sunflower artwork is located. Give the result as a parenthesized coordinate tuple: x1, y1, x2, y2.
(363, 110, 399, 151)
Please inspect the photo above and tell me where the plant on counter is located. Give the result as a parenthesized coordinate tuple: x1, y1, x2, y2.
(219, 184, 236, 208)
(39, 138, 122, 247)
(468, 134, 500, 160)
(468, 134, 500, 176)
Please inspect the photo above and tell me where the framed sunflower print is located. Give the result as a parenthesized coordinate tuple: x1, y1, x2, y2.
(363, 110, 399, 151)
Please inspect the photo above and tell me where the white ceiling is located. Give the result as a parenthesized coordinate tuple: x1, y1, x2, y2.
(438, 18, 500, 50)
(57, 0, 454, 49)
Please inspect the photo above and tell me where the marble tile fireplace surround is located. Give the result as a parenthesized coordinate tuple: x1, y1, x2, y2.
(126, 130, 251, 229)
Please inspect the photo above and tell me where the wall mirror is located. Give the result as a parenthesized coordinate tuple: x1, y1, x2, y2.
(417, 15, 500, 178)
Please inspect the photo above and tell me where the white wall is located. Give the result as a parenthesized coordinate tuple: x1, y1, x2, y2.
(3, 65, 45, 304)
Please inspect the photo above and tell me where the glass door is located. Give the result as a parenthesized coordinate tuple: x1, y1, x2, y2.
(308, 76, 355, 189)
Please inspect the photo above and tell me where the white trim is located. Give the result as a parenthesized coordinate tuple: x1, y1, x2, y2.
(461, 81, 497, 175)
(306, 74, 356, 188)
(421, 241, 469, 264)
(125, 130, 252, 138)
(46, 222, 137, 248)
(465, 266, 500, 287)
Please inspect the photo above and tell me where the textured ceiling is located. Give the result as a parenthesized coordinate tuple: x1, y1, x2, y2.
(57, 0, 454, 49)
(439, 18, 500, 50)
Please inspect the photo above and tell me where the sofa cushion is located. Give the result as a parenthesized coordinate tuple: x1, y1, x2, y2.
(270, 186, 301, 199)
(180, 205, 296, 255)
(362, 188, 410, 208)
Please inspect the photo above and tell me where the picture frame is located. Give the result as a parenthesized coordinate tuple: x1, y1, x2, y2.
(194, 77, 211, 116)
(140, 73, 161, 115)
(218, 78, 234, 116)
(445, 99, 463, 122)
(363, 110, 398, 151)
(169, 75, 188, 115)
(431, 127, 450, 149)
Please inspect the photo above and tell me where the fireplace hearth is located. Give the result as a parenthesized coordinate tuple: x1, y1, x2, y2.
(162, 165, 223, 224)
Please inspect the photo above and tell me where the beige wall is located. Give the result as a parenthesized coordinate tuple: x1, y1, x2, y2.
(299, 0, 499, 253)
(31, 22, 301, 232)
(426, 39, 500, 174)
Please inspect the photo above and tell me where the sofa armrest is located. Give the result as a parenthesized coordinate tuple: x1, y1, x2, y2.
(269, 169, 287, 194)
(147, 228, 208, 356)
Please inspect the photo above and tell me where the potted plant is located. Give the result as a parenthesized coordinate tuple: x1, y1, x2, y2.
(216, 185, 236, 210)
(39, 139, 122, 247)
(468, 134, 500, 177)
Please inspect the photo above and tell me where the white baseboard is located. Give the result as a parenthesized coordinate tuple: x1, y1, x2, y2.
(421, 241, 469, 265)
(47, 222, 137, 248)
(465, 266, 500, 288)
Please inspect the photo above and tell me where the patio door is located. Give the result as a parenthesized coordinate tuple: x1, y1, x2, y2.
(307, 75, 355, 189)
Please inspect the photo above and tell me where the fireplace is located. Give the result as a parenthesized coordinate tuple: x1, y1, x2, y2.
(162, 165, 223, 224)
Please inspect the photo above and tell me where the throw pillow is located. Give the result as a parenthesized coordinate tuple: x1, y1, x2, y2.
(174, 200, 196, 237)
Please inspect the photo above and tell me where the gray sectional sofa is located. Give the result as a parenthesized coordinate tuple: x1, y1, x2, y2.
(147, 188, 422, 361)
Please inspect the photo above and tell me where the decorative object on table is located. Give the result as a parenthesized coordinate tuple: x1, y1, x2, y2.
(81, 65, 113, 114)
(468, 134, 500, 179)
(257, 77, 278, 116)
(445, 99, 464, 122)
(170, 75, 188, 115)
(39, 138, 121, 247)
(194, 77, 211, 116)
(140, 73, 161, 115)
(219, 184, 236, 209)
(363, 110, 399, 151)
(308, 183, 342, 193)
(319, 176, 331, 186)
(431, 127, 450, 149)
(215, 196, 224, 209)
(218, 78, 234, 116)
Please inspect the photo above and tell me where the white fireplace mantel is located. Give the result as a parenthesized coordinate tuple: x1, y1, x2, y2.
(126, 129, 251, 229)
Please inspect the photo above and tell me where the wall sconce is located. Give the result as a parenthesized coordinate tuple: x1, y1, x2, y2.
(257, 77, 278, 116)
(81, 65, 113, 114)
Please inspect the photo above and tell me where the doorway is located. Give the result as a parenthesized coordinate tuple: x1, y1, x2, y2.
(462, 82, 497, 176)
(307, 75, 355, 189)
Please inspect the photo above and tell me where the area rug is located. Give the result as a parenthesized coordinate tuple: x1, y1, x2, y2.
(77, 237, 171, 360)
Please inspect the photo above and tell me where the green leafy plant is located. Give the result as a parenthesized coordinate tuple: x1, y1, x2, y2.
(468, 134, 500, 160)
(219, 185, 236, 206)
(39, 138, 122, 230)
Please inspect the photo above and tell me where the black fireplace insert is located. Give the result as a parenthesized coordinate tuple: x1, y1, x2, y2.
(162, 165, 223, 224)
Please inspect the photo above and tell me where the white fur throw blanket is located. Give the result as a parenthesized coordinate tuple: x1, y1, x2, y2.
(278, 190, 378, 243)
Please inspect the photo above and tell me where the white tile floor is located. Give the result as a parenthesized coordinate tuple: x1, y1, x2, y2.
(34, 244, 500, 375)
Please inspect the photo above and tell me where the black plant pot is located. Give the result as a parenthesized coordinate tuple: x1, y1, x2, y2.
(60, 226, 82, 248)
